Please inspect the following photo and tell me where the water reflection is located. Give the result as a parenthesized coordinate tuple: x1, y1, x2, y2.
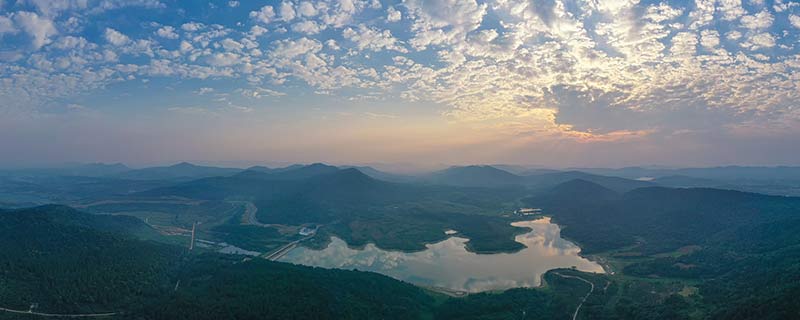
(280, 217, 604, 292)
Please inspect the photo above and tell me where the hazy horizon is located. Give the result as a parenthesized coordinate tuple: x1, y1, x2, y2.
(3, 159, 800, 174)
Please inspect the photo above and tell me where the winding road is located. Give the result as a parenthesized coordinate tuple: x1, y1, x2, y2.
(553, 272, 595, 320)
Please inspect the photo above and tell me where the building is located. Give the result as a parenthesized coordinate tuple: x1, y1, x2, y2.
(516, 208, 542, 216)
(299, 226, 317, 236)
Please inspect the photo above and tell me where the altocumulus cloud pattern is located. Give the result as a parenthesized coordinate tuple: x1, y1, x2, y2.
(1, 0, 799, 152)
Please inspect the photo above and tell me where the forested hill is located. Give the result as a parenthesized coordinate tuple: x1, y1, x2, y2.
(0, 205, 595, 319)
(525, 181, 800, 254)
(0, 205, 434, 319)
(0, 205, 185, 316)
(524, 181, 800, 319)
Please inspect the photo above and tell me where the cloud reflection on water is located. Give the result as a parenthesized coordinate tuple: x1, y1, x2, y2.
(280, 217, 603, 292)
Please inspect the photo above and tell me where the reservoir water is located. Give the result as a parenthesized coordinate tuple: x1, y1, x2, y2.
(279, 217, 604, 292)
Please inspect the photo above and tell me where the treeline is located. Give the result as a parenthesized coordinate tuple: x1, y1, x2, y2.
(526, 181, 800, 319)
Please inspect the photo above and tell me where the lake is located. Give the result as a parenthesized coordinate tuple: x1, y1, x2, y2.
(279, 217, 604, 292)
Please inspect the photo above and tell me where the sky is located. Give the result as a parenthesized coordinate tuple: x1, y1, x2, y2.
(1, 0, 799, 168)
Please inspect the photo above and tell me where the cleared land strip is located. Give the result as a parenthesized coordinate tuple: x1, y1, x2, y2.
(0, 306, 116, 318)
(553, 272, 595, 320)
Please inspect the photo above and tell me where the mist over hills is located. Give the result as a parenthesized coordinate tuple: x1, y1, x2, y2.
(114, 162, 243, 181)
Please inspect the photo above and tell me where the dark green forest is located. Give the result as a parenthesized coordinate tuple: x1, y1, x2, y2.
(2, 163, 800, 319)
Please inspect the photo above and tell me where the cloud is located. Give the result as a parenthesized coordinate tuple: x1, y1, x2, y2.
(156, 25, 178, 39)
(13, 11, 57, 50)
(343, 24, 407, 53)
(292, 20, 323, 35)
(2, 0, 800, 151)
(404, 0, 486, 49)
(104, 27, 129, 46)
(205, 52, 240, 66)
(297, 1, 317, 17)
(789, 14, 800, 28)
(237, 87, 286, 98)
(279, 1, 296, 21)
(719, 0, 746, 21)
(0, 15, 17, 35)
(386, 6, 401, 22)
(700, 30, 720, 49)
(181, 22, 204, 32)
(228, 1, 239, 8)
(219, 38, 243, 51)
(195, 87, 214, 95)
(364, 112, 397, 119)
(24, 0, 88, 17)
(740, 10, 774, 29)
(270, 37, 322, 59)
(744, 32, 776, 49)
(52, 35, 91, 49)
(250, 5, 276, 24)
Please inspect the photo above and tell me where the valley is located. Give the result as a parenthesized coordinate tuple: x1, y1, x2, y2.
(1, 163, 800, 319)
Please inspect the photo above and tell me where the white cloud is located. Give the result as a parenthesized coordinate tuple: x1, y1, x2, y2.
(343, 24, 407, 53)
(3, 0, 800, 144)
(102, 49, 117, 61)
(279, 1, 296, 21)
(52, 35, 90, 49)
(718, 0, 746, 21)
(228, 1, 239, 8)
(325, 39, 340, 50)
(297, 1, 317, 17)
(292, 20, 322, 34)
(206, 52, 240, 66)
(745, 32, 776, 49)
(25, 0, 88, 17)
(386, 6, 401, 22)
(689, 0, 716, 29)
(66, 103, 86, 110)
(726, 30, 743, 40)
(156, 25, 178, 39)
(0, 15, 16, 35)
(248, 25, 268, 38)
(104, 27, 129, 46)
(404, 0, 487, 49)
(740, 10, 774, 30)
(179, 40, 193, 52)
(270, 37, 322, 59)
(14, 11, 58, 50)
(789, 14, 800, 29)
(220, 38, 243, 51)
(237, 87, 286, 98)
(700, 30, 720, 49)
(250, 5, 276, 24)
(181, 22, 204, 32)
(773, 0, 800, 12)
(195, 87, 214, 95)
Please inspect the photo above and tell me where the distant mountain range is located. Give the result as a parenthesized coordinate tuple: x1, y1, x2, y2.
(420, 165, 652, 193)
(4, 162, 800, 198)
(423, 165, 526, 187)
(114, 162, 242, 181)
(572, 166, 800, 181)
